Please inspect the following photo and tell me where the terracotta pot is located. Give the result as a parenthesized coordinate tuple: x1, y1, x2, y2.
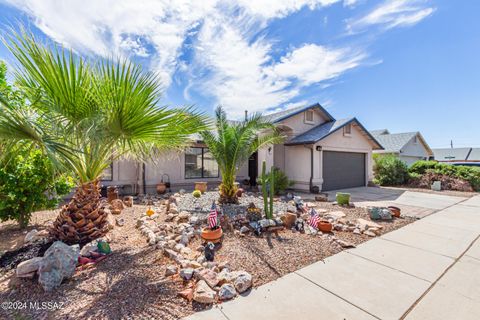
(195, 182, 208, 193)
(156, 183, 167, 194)
(317, 220, 333, 233)
(388, 206, 401, 218)
(236, 188, 244, 197)
(201, 227, 223, 243)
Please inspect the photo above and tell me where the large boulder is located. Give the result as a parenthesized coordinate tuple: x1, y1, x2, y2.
(38, 241, 80, 292)
(218, 283, 236, 300)
(16, 257, 43, 278)
(193, 280, 216, 304)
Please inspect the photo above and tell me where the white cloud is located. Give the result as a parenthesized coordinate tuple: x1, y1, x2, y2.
(347, 0, 435, 33)
(265, 100, 309, 115)
(234, 0, 340, 19)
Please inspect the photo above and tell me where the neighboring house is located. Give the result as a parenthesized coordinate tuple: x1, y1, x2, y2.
(370, 129, 433, 166)
(433, 147, 480, 163)
(103, 103, 383, 193)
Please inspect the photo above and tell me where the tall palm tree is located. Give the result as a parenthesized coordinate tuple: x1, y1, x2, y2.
(201, 106, 284, 204)
(0, 29, 207, 244)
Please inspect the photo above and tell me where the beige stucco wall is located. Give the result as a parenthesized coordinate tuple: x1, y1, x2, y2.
(276, 107, 329, 137)
(373, 134, 430, 166)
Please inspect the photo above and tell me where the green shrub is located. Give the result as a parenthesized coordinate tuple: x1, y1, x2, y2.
(0, 147, 73, 228)
(409, 160, 438, 175)
(192, 190, 202, 198)
(373, 154, 409, 186)
(257, 167, 293, 195)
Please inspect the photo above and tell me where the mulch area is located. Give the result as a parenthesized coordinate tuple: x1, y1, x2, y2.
(0, 201, 414, 320)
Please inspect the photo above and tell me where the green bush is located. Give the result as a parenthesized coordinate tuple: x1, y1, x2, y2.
(373, 154, 409, 186)
(0, 147, 73, 228)
(257, 167, 293, 195)
(408, 160, 480, 191)
(409, 160, 438, 175)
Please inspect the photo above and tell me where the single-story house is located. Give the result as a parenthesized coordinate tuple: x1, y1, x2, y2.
(432, 147, 480, 163)
(370, 129, 433, 166)
(103, 103, 383, 194)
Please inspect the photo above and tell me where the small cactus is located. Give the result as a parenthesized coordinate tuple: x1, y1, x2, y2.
(260, 160, 275, 220)
(192, 190, 202, 198)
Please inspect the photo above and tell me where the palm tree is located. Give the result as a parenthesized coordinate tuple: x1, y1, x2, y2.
(0, 29, 207, 244)
(201, 106, 284, 204)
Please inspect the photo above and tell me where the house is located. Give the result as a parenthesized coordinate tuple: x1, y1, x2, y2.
(103, 103, 383, 194)
(432, 147, 480, 164)
(370, 129, 433, 166)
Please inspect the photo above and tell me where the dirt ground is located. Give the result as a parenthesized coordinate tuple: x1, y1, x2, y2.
(0, 200, 415, 320)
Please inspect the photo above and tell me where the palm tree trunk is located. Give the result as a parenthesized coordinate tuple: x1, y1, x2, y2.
(50, 180, 109, 244)
(219, 175, 238, 204)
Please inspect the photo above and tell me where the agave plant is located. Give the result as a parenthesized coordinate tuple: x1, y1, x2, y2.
(0, 29, 207, 244)
(200, 106, 284, 204)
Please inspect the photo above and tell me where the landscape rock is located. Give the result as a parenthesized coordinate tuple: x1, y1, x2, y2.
(106, 213, 116, 230)
(80, 240, 98, 257)
(196, 268, 219, 288)
(233, 271, 252, 293)
(324, 211, 346, 221)
(110, 199, 125, 212)
(38, 241, 80, 292)
(165, 265, 178, 276)
(116, 217, 125, 227)
(280, 212, 297, 228)
(239, 226, 250, 234)
(123, 196, 133, 207)
(16, 257, 43, 277)
(363, 230, 377, 237)
(356, 218, 383, 230)
(24, 229, 49, 243)
(193, 280, 216, 304)
(218, 283, 236, 300)
(179, 268, 194, 281)
(178, 288, 194, 301)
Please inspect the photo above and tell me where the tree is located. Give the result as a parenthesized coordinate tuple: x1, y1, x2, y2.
(0, 29, 207, 244)
(200, 106, 283, 204)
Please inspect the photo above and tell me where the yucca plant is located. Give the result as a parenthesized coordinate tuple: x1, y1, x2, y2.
(200, 106, 283, 204)
(0, 29, 207, 244)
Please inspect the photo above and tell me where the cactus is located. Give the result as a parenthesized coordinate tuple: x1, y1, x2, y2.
(260, 160, 275, 220)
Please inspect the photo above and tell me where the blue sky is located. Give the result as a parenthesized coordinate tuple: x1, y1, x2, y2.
(0, 0, 478, 148)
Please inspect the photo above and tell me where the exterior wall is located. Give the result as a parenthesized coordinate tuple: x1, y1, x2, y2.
(399, 155, 424, 166)
(317, 123, 375, 190)
(276, 108, 329, 137)
(284, 145, 312, 191)
(399, 138, 429, 160)
(106, 148, 249, 194)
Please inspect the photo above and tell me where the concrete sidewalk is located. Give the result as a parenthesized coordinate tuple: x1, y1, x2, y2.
(185, 194, 480, 320)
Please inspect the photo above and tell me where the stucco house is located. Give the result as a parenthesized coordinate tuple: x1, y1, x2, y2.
(370, 129, 433, 166)
(103, 103, 383, 194)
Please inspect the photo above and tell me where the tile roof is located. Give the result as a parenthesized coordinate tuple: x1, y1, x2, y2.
(370, 131, 418, 153)
(285, 118, 383, 149)
(432, 148, 472, 161)
(261, 103, 334, 123)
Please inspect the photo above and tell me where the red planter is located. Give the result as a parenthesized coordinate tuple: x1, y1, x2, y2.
(318, 220, 333, 233)
(201, 227, 223, 243)
(388, 206, 401, 218)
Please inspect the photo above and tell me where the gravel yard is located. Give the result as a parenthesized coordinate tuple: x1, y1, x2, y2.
(0, 192, 415, 320)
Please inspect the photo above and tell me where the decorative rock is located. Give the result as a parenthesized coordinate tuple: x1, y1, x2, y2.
(218, 283, 236, 300)
(239, 226, 250, 234)
(181, 260, 202, 269)
(364, 230, 377, 237)
(178, 288, 194, 301)
(234, 271, 252, 293)
(324, 211, 346, 221)
(196, 269, 219, 288)
(179, 268, 194, 281)
(196, 245, 205, 252)
(116, 217, 125, 227)
(38, 241, 80, 292)
(123, 196, 133, 207)
(180, 247, 192, 256)
(177, 211, 191, 223)
(280, 212, 297, 228)
(356, 218, 383, 230)
(193, 280, 216, 304)
(335, 240, 356, 248)
(165, 265, 178, 276)
(110, 199, 124, 212)
(353, 228, 361, 235)
(16, 257, 43, 277)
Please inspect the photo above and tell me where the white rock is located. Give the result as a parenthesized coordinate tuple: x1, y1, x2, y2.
(80, 240, 98, 257)
(38, 241, 79, 292)
(179, 268, 194, 280)
(165, 265, 178, 276)
(16, 257, 43, 277)
(356, 218, 382, 230)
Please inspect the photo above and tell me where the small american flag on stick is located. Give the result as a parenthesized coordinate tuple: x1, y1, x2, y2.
(308, 208, 320, 230)
(208, 201, 218, 229)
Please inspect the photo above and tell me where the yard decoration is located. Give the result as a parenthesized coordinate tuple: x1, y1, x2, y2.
(201, 201, 223, 243)
(388, 206, 401, 218)
(146, 207, 155, 217)
(204, 242, 215, 262)
(156, 182, 167, 194)
(199, 106, 283, 204)
(318, 220, 333, 233)
(0, 29, 208, 244)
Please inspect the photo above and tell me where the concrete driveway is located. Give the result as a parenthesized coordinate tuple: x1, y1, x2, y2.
(185, 191, 480, 320)
(324, 186, 468, 218)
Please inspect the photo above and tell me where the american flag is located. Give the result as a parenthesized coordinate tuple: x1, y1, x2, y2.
(308, 208, 320, 229)
(208, 201, 218, 229)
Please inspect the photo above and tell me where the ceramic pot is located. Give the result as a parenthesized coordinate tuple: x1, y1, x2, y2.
(156, 183, 167, 194)
(388, 206, 401, 218)
(318, 220, 333, 232)
(201, 227, 223, 243)
(195, 182, 208, 193)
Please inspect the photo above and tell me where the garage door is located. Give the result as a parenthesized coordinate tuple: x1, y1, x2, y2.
(322, 151, 366, 191)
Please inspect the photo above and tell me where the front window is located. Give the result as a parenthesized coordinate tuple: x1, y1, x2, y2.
(185, 147, 219, 179)
(304, 110, 314, 123)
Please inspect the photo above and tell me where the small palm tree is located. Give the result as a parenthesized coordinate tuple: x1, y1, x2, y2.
(0, 29, 207, 244)
(201, 106, 284, 204)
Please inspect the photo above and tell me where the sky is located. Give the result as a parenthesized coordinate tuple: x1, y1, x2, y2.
(0, 0, 478, 148)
